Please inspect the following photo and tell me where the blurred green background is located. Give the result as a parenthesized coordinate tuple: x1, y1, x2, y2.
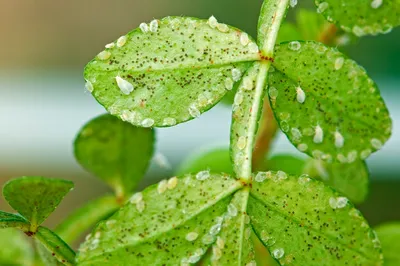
(0, 0, 399, 232)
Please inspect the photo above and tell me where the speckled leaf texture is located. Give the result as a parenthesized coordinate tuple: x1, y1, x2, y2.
(84, 17, 260, 128)
(304, 159, 369, 204)
(0, 228, 34, 266)
(76, 173, 242, 265)
(249, 171, 383, 265)
(74, 114, 154, 196)
(375, 222, 400, 266)
(315, 0, 400, 36)
(269, 41, 392, 163)
(2, 177, 73, 228)
(0, 211, 30, 230)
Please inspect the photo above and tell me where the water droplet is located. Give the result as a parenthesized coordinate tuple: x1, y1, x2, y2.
(185, 232, 199, 242)
(269, 86, 279, 98)
(371, 138, 382, 150)
(276, 171, 288, 181)
(105, 43, 115, 49)
(298, 174, 311, 185)
(225, 78, 234, 91)
(334, 131, 344, 148)
(334, 57, 344, 70)
(296, 86, 306, 103)
(139, 22, 149, 33)
(297, 143, 308, 152)
(208, 16, 218, 29)
(280, 121, 289, 132)
(240, 32, 250, 46)
(188, 104, 201, 118)
(227, 203, 238, 217)
(196, 170, 210, 181)
(97, 50, 111, 60)
(210, 223, 222, 235)
(149, 19, 159, 32)
(255, 172, 268, 182)
(141, 118, 154, 128)
(130, 192, 143, 204)
(371, 0, 382, 9)
(163, 117, 176, 126)
(157, 179, 168, 194)
(317, 2, 329, 13)
(261, 231, 276, 246)
(313, 125, 324, 144)
(167, 176, 178, 190)
(232, 68, 242, 82)
(85, 80, 94, 93)
(289, 0, 298, 7)
(217, 23, 229, 33)
(288, 41, 301, 51)
(360, 149, 372, 160)
(116, 76, 134, 95)
(116, 35, 127, 47)
(272, 248, 285, 259)
(237, 136, 247, 150)
(234, 92, 244, 105)
(336, 197, 348, 208)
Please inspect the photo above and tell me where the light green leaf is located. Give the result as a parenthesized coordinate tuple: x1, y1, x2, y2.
(276, 22, 302, 43)
(0, 228, 34, 266)
(296, 9, 329, 41)
(175, 147, 233, 176)
(3, 177, 73, 230)
(34, 226, 76, 266)
(304, 159, 369, 204)
(249, 171, 383, 265)
(76, 173, 242, 265)
(74, 114, 154, 197)
(269, 41, 392, 162)
(315, 0, 400, 37)
(35, 239, 63, 266)
(207, 189, 256, 265)
(55, 195, 120, 245)
(85, 16, 260, 128)
(266, 154, 306, 176)
(0, 211, 30, 231)
(375, 222, 400, 266)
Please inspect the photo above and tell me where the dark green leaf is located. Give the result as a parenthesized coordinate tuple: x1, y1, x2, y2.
(266, 154, 306, 176)
(0, 228, 34, 266)
(175, 147, 233, 176)
(249, 171, 383, 265)
(34, 226, 76, 266)
(3, 177, 73, 230)
(375, 222, 400, 266)
(74, 114, 154, 197)
(315, 0, 400, 36)
(55, 195, 120, 245)
(296, 9, 329, 41)
(270, 41, 392, 162)
(85, 17, 260, 128)
(276, 22, 302, 43)
(76, 173, 242, 265)
(0, 211, 30, 231)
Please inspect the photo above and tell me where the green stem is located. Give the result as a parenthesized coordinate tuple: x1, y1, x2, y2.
(55, 195, 120, 245)
(34, 226, 76, 265)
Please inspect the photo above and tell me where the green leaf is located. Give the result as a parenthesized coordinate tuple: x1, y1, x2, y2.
(304, 159, 369, 204)
(35, 240, 63, 266)
(74, 114, 154, 197)
(249, 171, 383, 265)
(34, 226, 76, 266)
(175, 147, 233, 176)
(269, 41, 392, 162)
(0, 211, 30, 231)
(55, 195, 120, 245)
(3, 177, 73, 230)
(296, 9, 329, 41)
(375, 222, 400, 266)
(277, 22, 302, 43)
(266, 154, 306, 176)
(315, 0, 400, 37)
(76, 173, 242, 265)
(84, 16, 260, 128)
(0, 228, 34, 266)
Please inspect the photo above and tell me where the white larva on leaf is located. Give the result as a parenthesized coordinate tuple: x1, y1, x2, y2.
(117, 35, 127, 47)
(231, 68, 242, 82)
(149, 19, 159, 32)
(116, 76, 134, 95)
(139, 23, 149, 33)
(141, 118, 155, 128)
(208, 16, 218, 29)
(217, 23, 229, 33)
(248, 42, 259, 53)
(97, 51, 111, 60)
(371, 0, 383, 9)
(334, 131, 344, 148)
(334, 57, 345, 70)
(240, 32, 250, 46)
(105, 43, 115, 49)
(296, 86, 306, 103)
(85, 80, 94, 93)
(313, 125, 324, 144)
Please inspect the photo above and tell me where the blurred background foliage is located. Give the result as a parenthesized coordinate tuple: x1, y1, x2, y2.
(0, 0, 399, 237)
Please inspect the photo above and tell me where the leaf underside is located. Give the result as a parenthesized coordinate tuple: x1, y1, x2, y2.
(315, 0, 400, 37)
(76, 173, 242, 265)
(2, 177, 74, 227)
(74, 114, 154, 196)
(375, 222, 400, 266)
(249, 171, 382, 265)
(85, 16, 260, 128)
(269, 41, 391, 163)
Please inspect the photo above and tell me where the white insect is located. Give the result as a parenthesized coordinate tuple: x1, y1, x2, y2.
(153, 152, 171, 169)
(313, 125, 324, 143)
(296, 86, 306, 104)
(115, 75, 134, 95)
(334, 131, 344, 148)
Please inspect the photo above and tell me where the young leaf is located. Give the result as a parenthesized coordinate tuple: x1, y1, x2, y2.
(34, 226, 76, 266)
(3, 177, 73, 231)
(375, 222, 400, 266)
(74, 114, 154, 197)
(76, 173, 242, 265)
(304, 159, 369, 204)
(0, 211, 30, 231)
(315, 0, 400, 37)
(175, 147, 233, 175)
(249, 171, 383, 265)
(55, 195, 120, 244)
(269, 41, 392, 162)
(84, 16, 260, 128)
(0, 228, 34, 266)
